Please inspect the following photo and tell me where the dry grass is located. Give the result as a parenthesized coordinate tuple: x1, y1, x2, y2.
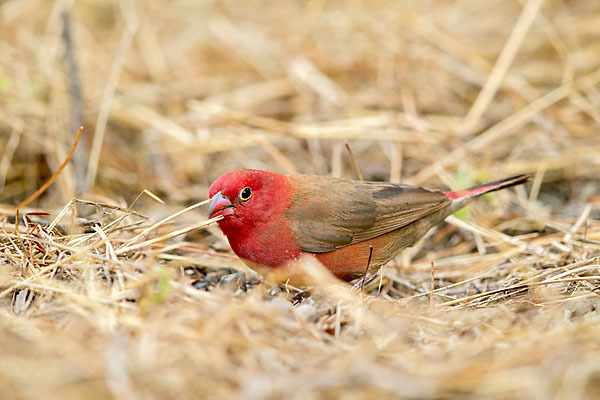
(1, 0, 600, 398)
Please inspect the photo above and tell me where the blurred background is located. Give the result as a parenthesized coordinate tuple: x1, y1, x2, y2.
(1, 0, 598, 214)
(1, 1, 600, 399)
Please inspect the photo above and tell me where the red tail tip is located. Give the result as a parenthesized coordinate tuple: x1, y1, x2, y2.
(443, 174, 530, 200)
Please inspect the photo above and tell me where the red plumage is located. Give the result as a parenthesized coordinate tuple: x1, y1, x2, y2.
(208, 170, 528, 281)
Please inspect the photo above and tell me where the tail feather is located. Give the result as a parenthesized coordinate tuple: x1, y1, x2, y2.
(444, 174, 530, 200)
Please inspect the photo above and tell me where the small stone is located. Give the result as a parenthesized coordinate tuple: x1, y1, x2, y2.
(246, 276, 261, 287)
(219, 272, 247, 292)
(263, 287, 281, 300)
(204, 272, 221, 284)
(294, 301, 318, 322)
(192, 280, 210, 291)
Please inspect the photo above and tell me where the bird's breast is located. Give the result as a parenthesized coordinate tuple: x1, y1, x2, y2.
(224, 217, 304, 269)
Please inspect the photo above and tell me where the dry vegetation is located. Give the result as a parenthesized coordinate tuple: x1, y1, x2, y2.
(1, 0, 600, 399)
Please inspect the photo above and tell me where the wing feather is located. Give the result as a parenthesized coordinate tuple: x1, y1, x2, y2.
(285, 175, 451, 253)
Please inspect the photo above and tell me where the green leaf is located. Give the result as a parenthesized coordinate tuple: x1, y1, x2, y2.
(0, 74, 9, 93)
(153, 270, 172, 303)
(452, 207, 469, 221)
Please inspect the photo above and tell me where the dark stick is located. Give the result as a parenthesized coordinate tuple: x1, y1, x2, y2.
(62, 9, 87, 194)
(361, 245, 374, 293)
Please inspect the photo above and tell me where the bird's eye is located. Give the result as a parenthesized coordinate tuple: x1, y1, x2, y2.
(239, 186, 252, 201)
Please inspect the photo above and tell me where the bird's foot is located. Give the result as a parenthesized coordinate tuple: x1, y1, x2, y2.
(351, 273, 379, 292)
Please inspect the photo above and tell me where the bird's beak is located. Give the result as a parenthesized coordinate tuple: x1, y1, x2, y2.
(208, 191, 234, 218)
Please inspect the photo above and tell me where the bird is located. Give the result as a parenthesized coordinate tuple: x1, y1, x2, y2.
(208, 169, 528, 282)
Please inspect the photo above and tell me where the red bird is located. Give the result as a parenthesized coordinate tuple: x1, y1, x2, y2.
(208, 170, 528, 281)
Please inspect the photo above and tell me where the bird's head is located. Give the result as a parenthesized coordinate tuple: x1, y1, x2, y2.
(208, 169, 292, 231)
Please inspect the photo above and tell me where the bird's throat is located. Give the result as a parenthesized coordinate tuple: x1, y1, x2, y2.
(220, 217, 303, 269)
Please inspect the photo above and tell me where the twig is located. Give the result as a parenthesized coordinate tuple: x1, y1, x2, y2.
(409, 69, 600, 185)
(345, 143, 363, 181)
(461, 0, 544, 132)
(437, 275, 600, 308)
(119, 198, 211, 249)
(114, 215, 223, 255)
(87, 0, 138, 187)
(430, 261, 435, 307)
(14, 127, 83, 212)
(74, 199, 148, 219)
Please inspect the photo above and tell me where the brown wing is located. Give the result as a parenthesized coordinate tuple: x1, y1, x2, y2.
(285, 175, 452, 253)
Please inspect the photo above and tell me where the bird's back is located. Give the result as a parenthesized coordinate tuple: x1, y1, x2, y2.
(285, 175, 452, 254)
